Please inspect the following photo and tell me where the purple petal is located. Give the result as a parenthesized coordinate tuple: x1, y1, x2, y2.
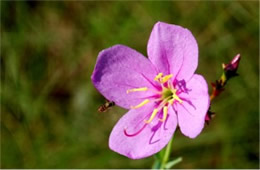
(109, 103, 177, 159)
(91, 45, 158, 109)
(176, 74, 210, 138)
(147, 22, 198, 81)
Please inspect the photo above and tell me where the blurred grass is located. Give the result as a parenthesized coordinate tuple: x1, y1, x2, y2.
(1, 1, 259, 168)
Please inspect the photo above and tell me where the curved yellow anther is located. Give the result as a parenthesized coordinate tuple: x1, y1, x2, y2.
(144, 108, 158, 124)
(131, 99, 150, 109)
(173, 93, 183, 103)
(154, 73, 163, 82)
(168, 89, 183, 105)
(161, 74, 173, 83)
(159, 106, 168, 122)
(127, 87, 148, 94)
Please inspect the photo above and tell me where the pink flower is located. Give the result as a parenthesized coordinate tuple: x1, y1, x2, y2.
(91, 22, 210, 159)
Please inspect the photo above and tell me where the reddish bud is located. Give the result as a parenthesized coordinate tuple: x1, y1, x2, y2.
(222, 54, 241, 79)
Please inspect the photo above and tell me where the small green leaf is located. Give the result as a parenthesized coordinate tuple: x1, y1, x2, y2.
(165, 157, 183, 169)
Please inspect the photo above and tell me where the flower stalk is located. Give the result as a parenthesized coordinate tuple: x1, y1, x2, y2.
(159, 136, 174, 169)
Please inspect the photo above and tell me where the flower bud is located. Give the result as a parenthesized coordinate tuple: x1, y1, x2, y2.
(222, 54, 241, 79)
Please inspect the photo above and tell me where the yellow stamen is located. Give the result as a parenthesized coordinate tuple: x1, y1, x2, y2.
(154, 73, 163, 82)
(131, 99, 150, 109)
(161, 74, 173, 83)
(159, 106, 168, 122)
(168, 89, 183, 105)
(144, 108, 158, 123)
(168, 99, 174, 105)
(172, 88, 177, 94)
(173, 93, 183, 103)
(127, 87, 148, 94)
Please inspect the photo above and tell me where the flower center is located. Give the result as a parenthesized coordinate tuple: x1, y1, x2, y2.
(162, 88, 173, 99)
(124, 73, 183, 137)
(161, 88, 183, 105)
(126, 73, 183, 123)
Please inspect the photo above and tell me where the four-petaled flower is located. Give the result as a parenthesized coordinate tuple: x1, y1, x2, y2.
(91, 22, 210, 159)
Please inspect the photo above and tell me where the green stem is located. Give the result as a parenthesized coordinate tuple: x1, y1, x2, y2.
(159, 136, 173, 169)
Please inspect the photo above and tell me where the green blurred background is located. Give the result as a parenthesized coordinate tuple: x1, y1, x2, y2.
(1, 1, 259, 168)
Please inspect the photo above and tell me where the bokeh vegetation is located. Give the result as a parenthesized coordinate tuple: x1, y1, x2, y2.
(1, 1, 259, 168)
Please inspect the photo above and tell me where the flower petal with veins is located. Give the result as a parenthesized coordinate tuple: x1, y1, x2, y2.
(91, 21, 210, 159)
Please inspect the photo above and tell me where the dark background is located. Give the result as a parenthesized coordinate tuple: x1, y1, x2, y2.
(1, 1, 259, 168)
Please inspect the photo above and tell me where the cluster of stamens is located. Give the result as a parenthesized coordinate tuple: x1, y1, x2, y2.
(124, 73, 183, 137)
